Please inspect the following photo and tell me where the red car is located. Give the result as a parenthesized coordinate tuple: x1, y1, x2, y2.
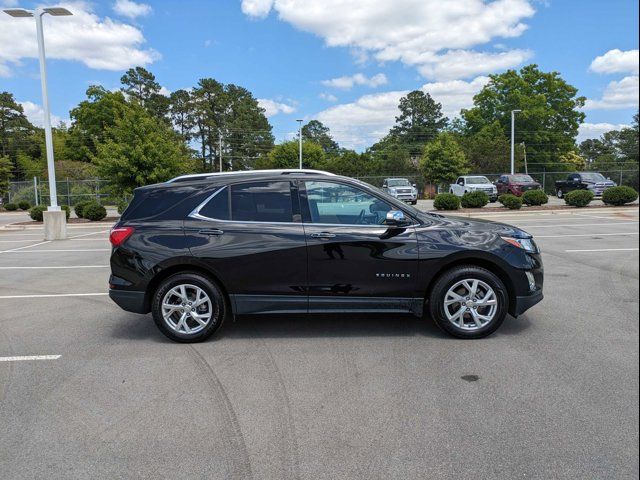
(494, 174, 542, 197)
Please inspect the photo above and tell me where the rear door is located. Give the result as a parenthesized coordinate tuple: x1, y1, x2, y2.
(300, 180, 420, 313)
(183, 180, 308, 314)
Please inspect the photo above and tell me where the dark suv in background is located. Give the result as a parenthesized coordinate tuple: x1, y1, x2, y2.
(109, 170, 543, 342)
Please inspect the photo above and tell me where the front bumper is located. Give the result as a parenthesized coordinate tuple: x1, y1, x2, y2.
(513, 290, 544, 317)
(109, 288, 148, 314)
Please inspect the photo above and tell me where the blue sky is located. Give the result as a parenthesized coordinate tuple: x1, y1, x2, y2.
(1, 0, 638, 150)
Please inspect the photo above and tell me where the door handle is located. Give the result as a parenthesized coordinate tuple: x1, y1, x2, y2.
(310, 232, 336, 239)
(199, 228, 224, 236)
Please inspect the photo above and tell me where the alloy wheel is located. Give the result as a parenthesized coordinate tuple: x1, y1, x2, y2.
(161, 284, 214, 334)
(444, 279, 498, 331)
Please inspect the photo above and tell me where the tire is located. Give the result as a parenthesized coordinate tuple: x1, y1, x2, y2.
(152, 272, 227, 343)
(411, 200, 417, 205)
(556, 188, 564, 199)
(428, 265, 508, 339)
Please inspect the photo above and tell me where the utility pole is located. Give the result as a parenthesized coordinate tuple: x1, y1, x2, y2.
(218, 130, 222, 172)
(296, 119, 303, 169)
(510, 109, 521, 175)
(3, 6, 73, 239)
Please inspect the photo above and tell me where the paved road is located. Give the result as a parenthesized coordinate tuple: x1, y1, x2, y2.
(0, 208, 638, 479)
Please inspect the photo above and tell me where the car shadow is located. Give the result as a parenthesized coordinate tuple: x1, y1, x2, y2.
(108, 311, 530, 342)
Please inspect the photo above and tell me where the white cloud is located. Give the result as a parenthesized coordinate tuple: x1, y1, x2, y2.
(321, 73, 388, 90)
(319, 92, 338, 102)
(418, 49, 533, 80)
(159, 86, 171, 96)
(577, 122, 630, 143)
(258, 98, 296, 117)
(0, 1, 160, 75)
(584, 76, 639, 110)
(316, 76, 489, 150)
(19, 101, 64, 127)
(241, 0, 536, 80)
(241, 0, 274, 18)
(113, 0, 152, 19)
(590, 49, 639, 75)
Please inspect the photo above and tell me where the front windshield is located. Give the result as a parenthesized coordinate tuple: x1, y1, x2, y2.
(511, 175, 535, 182)
(387, 179, 411, 187)
(580, 173, 607, 182)
(466, 177, 491, 185)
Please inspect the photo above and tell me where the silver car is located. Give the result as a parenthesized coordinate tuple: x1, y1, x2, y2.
(382, 178, 418, 204)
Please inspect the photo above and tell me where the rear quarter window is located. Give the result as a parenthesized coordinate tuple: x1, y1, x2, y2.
(122, 186, 198, 221)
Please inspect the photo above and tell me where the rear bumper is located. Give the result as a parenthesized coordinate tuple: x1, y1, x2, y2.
(512, 290, 544, 317)
(109, 288, 148, 314)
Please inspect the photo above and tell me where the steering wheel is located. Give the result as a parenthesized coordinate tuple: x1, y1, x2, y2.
(356, 209, 366, 224)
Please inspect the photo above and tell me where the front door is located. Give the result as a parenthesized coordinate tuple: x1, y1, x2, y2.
(183, 180, 308, 314)
(300, 180, 421, 314)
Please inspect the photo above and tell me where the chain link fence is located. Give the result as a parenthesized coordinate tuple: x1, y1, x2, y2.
(5, 178, 114, 206)
(5, 168, 638, 204)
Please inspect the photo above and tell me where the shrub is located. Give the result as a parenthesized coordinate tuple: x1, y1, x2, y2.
(82, 202, 107, 221)
(433, 193, 460, 211)
(565, 189, 594, 207)
(4, 202, 18, 211)
(29, 205, 47, 221)
(74, 200, 92, 219)
(61, 205, 71, 220)
(602, 186, 638, 206)
(499, 194, 523, 210)
(18, 200, 31, 210)
(522, 189, 548, 206)
(461, 191, 489, 208)
(117, 198, 129, 215)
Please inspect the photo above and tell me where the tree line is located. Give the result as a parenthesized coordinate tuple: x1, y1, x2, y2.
(1, 64, 638, 200)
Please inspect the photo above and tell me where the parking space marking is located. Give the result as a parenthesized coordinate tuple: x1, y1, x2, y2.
(0, 240, 51, 254)
(520, 222, 639, 229)
(2, 249, 110, 253)
(0, 355, 61, 362)
(69, 229, 110, 239)
(0, 293, 108, 299)
(566, 248, 639, 253)
(537, 232, 639, 238)
(0, 265, 109, 270)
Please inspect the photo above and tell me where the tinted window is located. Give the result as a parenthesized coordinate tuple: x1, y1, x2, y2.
(230, 181, 294, 222)
(305, 181, 393, 225)
(124, 187, 193, 220)
(199, 187, 230, 220)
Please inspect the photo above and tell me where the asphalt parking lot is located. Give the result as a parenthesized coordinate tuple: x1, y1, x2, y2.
(1, 207, 638, 479)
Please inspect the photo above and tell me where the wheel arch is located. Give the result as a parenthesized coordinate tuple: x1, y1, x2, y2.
(144, 261, 232, 314)
(423, 255, 517, 316)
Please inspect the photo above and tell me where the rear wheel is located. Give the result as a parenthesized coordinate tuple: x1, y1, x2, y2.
(152, 272, 226, 342)
(428, 266, 508, 339)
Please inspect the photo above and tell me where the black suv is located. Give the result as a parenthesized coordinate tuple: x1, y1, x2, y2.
(109, 170, 543, 342)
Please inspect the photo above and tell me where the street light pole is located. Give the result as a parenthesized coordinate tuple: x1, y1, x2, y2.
(35, 9, 58, 210)
(510, 109, 522, 175)
(296, 119, 303, 169)
(4, 6, 72, 240)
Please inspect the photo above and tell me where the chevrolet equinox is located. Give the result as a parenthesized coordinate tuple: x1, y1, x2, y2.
(109, 169, 543, 342)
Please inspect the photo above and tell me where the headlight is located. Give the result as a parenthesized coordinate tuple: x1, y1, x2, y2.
(501, 236, 539, 253)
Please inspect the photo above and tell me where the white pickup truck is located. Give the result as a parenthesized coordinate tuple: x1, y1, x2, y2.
(449, 176, 498, 202)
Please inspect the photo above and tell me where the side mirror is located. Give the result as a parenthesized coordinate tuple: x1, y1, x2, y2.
(384, 210, 409, 227)
(458, 181, 464, 186)
(412, 183, 417, 188)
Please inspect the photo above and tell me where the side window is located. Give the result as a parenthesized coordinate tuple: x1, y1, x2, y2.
(198, 187, 230, 220)
(230, 181, 294, 223)
(305, 181, 394, 225)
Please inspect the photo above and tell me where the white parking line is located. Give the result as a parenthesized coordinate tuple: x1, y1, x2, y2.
(566, 248, 639, 253)
(0, 355, 61, 362)
(0, 293, 108, 299)
(520, 222, 639, 229)
(0, 265, 109, 270)
(537, 232, 640, 238)
(0, 240, 50, 253)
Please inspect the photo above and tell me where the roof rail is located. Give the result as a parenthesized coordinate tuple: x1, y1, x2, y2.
(166, 169, 335, 183)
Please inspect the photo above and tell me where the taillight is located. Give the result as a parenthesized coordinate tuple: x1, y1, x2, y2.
(110, 227, 134, 247)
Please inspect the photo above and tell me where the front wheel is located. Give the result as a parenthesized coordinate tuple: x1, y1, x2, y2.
(428, 266, 508, 339)
(152, 272, 227, 343)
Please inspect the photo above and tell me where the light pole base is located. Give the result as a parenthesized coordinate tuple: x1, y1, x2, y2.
(43, 210, 67, 240)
